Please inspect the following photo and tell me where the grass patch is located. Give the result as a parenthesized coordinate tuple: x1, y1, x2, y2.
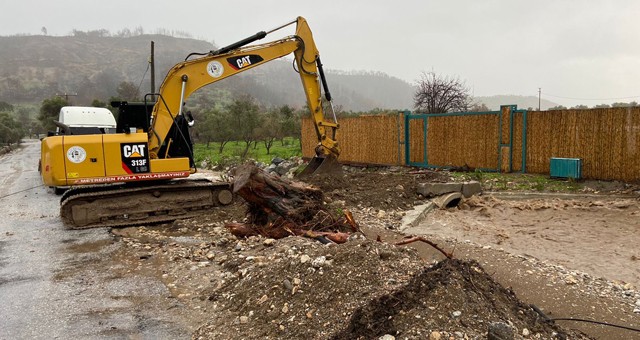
(193, 138, 302, 168)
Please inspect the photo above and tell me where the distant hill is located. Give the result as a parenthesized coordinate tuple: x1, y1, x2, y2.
(475, 95, 559, 111)
(0, 34, 415, 112)
(0, 34, 213, 104)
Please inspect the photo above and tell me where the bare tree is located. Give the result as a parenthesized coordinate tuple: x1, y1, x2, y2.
(413, 71, 471, 114)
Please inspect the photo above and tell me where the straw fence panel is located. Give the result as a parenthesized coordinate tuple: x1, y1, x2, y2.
(525, 108, 640, 181)
(407, 118, 425, 164)
(302, 114, 403, 165)
(511, 111, 524, 172)
(425, 114, 500, 170)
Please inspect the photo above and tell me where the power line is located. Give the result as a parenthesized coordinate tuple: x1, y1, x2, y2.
(0, 185, 43, 200)
(136, 61, 150, 95)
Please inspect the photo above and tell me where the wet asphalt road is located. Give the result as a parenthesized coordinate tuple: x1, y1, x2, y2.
(0, 140, 192, 339)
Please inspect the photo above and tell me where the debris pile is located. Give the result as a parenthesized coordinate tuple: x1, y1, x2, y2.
(191, 237, 590, 339)
(226, 164, 359, 243)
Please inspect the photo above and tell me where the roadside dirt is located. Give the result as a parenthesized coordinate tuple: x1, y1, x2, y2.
(108, 166, 640, 339)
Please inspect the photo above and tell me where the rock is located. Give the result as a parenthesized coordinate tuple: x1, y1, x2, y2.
(312, 256, 326, 268)
(429, 331, 441, 340)
(565, 275, 579, 285)
(271, 157, 285, 165)
(462, 181, 482, 198)
(281, 161, 298, 175)
(239, 315, 249, 324)
(451, 310, 462, 318)
(379, 335, 395, 340)
(266, 164, 277, 173)
(417, 182, 463, 198)
(488, 322, 514, 340)
(454, 331, 464, 338)
(300, 255, 311, 264)
(263, 238, 275, 246)
(522, 328, 530, 336)
(377, 210, 387, 218)
(283, 279, 293, 291)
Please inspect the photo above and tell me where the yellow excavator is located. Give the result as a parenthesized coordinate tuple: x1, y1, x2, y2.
(40, 16, 340, 229)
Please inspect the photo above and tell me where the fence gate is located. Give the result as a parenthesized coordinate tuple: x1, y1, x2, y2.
(404, 105, 527, 173)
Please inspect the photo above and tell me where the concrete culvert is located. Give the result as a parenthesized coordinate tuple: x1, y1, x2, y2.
(433, 192, 463, 209)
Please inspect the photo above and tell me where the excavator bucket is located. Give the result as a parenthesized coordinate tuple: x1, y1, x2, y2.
(297, 154, 341, 177)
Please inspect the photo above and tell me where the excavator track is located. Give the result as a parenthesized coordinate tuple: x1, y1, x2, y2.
(60, 179, 234, 229)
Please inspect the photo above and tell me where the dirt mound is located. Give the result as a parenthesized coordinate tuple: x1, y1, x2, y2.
(332, 259, 575, 339)
(192, 238, 589, 339)
(304, 167, 451, 211)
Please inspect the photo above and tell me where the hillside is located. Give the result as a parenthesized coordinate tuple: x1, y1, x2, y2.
(0, 35, 212, 104)
(475, 95, 559, 111)
(0, 34, 415, 112)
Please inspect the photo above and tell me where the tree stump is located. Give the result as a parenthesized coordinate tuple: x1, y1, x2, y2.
(227, 164, 355, 243)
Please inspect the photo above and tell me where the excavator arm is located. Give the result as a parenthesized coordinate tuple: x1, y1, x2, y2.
(148, 17, 340, 174)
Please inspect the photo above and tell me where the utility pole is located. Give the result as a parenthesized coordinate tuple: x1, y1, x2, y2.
(150, 41, 156, 101)
(538, 88, 541, 111)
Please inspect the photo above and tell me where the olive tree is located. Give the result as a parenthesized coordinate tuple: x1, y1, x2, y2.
(38, 96, 68, 132)
(227, 95, 262, 158)
(0, 112, 24, 145)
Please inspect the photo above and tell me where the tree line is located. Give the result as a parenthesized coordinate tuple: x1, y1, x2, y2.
(28, 92, 305, 159)
(11, 27, 197, 40)
(547, 102, 640, 110)
(191, 95, 303, 157)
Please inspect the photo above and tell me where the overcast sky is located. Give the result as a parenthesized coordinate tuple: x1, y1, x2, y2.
(2, 0, 639, 107)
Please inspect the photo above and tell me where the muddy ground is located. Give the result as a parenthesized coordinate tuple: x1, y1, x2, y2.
(101, 166, 640, 339)
(4, 142, 639, 339)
